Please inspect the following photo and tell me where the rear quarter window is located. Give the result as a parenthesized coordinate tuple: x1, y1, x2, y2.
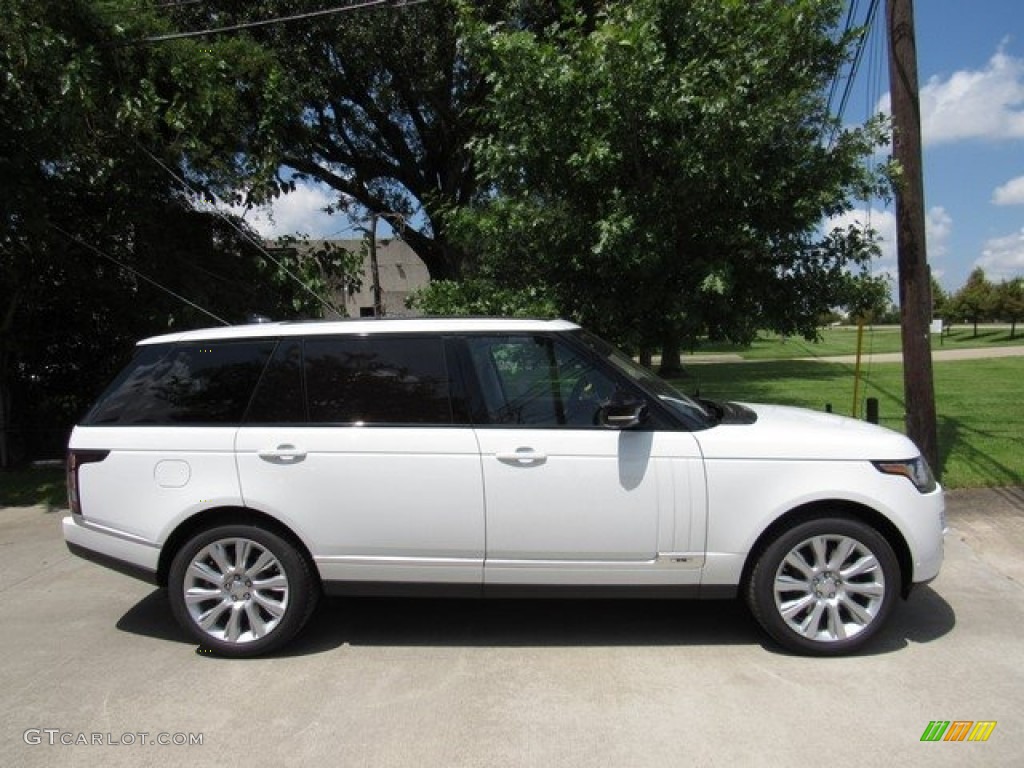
(84, 341, 276, 425)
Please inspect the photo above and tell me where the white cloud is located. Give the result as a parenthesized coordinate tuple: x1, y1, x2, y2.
(231, 182, 350, 239)
(976, 228, 1024, 280)
(877, 46, 1024, 146)
(993, 175, 1024, 205)
(926, 206, 953, 258)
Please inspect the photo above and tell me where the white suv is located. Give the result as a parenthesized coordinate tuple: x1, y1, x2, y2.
(64, 318, 944, 656)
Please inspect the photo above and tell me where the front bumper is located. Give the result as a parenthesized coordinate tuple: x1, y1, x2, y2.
(909, 487, 946, 585)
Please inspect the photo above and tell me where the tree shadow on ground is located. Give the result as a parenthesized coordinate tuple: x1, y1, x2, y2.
(937, 415, 1021, 486)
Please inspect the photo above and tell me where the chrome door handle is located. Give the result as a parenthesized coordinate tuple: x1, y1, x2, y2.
(495, 449, 547, 465)
(258, 444, 307, 463)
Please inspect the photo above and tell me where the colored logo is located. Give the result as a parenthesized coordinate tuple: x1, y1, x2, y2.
(921, 721, 997, 742)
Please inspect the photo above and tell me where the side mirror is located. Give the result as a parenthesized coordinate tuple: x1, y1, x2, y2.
(598, 392, 648, 430)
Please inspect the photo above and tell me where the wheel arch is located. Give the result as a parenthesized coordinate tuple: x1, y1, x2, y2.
(156, 506, 320, 591)
(738, 499, 914, 599)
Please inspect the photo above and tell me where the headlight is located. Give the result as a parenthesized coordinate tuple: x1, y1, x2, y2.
(873, 456, 937, 493)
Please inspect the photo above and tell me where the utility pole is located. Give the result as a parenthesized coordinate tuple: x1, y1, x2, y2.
(887, 0, 939, 474)
(368, 212, 384, 317)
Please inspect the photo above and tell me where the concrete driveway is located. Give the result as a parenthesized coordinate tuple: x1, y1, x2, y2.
(2, 490, 1022, 767)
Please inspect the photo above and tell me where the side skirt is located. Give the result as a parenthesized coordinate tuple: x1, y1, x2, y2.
(321, 581, 737, 600)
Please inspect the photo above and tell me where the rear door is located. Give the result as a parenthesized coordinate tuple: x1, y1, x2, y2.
(74, 340, 274, 543)
(235, 335, 485, 588)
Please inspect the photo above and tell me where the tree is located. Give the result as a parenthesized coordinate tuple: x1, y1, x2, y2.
(930, 275, 949, 322)
(161, 0, 518, 280)
(0, 1, 349, 464)
(449, 0, 889, 371)
(161, 2, 619, 281)
(949, 268, 996, 337)
(993, 277, 1024, 339)
(842, 272, 893, 324)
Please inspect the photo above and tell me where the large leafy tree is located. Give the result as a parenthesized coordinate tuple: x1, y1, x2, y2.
(163, 1, 609, 280)
(442, 0, 888, 370)
(0, 1, 341, 465)
(949, 268, 996, 337)
(993, 277, 1024, 339)
(166, 0, 544, 280)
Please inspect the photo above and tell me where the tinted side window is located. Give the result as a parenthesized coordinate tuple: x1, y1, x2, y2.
(304, 336, 452, 424)
(245, 341, 305, 423)
(466, 336, 619, 427)
(84, 341, 276, 425)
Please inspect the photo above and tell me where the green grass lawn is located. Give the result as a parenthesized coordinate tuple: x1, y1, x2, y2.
(676, 356, 1024, 488)
(694, 324, 1023, 360)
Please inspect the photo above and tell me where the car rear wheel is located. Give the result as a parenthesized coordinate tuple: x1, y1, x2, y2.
(168, 525, 318, 657)
(746, 516, 899, 655)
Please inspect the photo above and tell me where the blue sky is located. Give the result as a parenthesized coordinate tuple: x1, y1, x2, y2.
(241, 0, 1024, 295)
(831, 0, 1024, 292)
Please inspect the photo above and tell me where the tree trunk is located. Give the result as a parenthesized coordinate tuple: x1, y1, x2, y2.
(0, 376, 9, 469)
(658, 334, 684, 377)
(0, 290, 20, 468)
(400, 227, 466, 281)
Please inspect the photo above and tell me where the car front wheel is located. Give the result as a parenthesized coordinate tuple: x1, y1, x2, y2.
(168, 525, 318, 657)
(746, 516, 899, 655)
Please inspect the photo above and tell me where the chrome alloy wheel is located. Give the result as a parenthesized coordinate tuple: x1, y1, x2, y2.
(182, 537, 290, 645)
(772, 534, 886, 643)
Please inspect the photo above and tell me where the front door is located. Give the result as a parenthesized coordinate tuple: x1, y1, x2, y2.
(463, 335, 703, 587)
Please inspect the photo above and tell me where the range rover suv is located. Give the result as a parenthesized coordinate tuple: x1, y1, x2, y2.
(64, 318, 944, 657)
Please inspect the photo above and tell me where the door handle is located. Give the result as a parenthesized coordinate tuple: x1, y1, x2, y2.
(258, 444, 307, 463)
(495, 448, 547, 466)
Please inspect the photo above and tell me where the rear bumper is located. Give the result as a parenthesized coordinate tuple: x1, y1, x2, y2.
(62, 515, 160, 585)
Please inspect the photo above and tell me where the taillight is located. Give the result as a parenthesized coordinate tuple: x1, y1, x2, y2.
(66, 450, 109, 516)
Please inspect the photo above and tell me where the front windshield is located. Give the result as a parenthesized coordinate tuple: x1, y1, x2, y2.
(573, 330, 714, 428)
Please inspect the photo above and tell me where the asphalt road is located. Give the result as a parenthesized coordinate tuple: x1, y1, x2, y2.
(2, 489, 1022, 767)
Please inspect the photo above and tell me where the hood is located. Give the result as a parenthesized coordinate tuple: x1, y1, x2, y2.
(693, 402, 921, 461)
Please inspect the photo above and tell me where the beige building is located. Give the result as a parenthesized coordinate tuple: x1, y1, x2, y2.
(341, 237, 431, 318)
(273, 238, 431, 318)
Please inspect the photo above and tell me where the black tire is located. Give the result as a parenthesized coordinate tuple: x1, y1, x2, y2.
(168, 525, 318, 657)
(746, 516, 899, 655)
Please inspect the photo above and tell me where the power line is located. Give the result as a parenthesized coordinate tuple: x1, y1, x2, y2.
(825, 0, 862, 118)
(48, 223, 231, 326)
(119, 0, 430, 45)
(834, 0, 882, 126)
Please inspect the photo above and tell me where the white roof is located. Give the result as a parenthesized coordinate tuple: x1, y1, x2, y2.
(139, 317, 580, 345)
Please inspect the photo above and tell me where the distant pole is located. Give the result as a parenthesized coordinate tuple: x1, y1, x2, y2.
(887, 0, 939, 473)
(368, 212, 384, 317)
(852, 318, 866, 419)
